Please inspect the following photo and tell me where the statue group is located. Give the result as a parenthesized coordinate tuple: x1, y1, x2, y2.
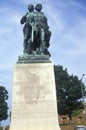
(20, 4, 51, 57)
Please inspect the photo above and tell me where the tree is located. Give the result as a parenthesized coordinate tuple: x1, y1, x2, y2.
(0, 86, 9, 122)
(54, 65, 85, 122)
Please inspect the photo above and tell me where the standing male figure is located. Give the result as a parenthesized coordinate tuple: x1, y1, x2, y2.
(20, 4, 34, 54)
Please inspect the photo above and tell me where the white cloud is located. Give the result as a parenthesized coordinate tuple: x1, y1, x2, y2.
(0, 7, 23, 72)
(71, 0, 86, 10)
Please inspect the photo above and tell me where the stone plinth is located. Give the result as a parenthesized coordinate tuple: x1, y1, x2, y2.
(10, 63, 60, 130)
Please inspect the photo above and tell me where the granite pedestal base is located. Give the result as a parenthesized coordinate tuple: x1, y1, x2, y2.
(10, 63, 60, 130)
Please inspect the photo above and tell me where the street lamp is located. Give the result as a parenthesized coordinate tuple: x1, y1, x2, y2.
(80, 74, 86, 120)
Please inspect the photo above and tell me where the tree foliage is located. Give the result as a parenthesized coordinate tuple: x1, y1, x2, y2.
(0, 126, 3, 130)
(0, 86, 9, 121)
(54, 65, 85, 120)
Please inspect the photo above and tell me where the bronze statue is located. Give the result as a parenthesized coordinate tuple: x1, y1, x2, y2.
(20, 4, 51, 56)
(20, 4, 34, 53)
(18, 4, 51, 63)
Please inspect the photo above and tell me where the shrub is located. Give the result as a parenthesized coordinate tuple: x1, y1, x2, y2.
(0, 126, 3, 130)
(5, 126, 10, 130)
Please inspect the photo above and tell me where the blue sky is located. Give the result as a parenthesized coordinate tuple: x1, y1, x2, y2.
(0, 0, 86, 126)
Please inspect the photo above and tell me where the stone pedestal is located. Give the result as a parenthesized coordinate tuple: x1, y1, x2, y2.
(10, 63, 60, 130)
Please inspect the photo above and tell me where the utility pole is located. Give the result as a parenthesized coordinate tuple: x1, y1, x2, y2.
(80, 74, 86, 120)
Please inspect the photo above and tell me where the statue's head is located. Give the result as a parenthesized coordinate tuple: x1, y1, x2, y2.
(35, 4, 42, 12)
(28, 4, 34, 12)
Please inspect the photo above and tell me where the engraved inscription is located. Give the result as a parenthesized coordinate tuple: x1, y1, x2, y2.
(12, 101, 57, 119)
